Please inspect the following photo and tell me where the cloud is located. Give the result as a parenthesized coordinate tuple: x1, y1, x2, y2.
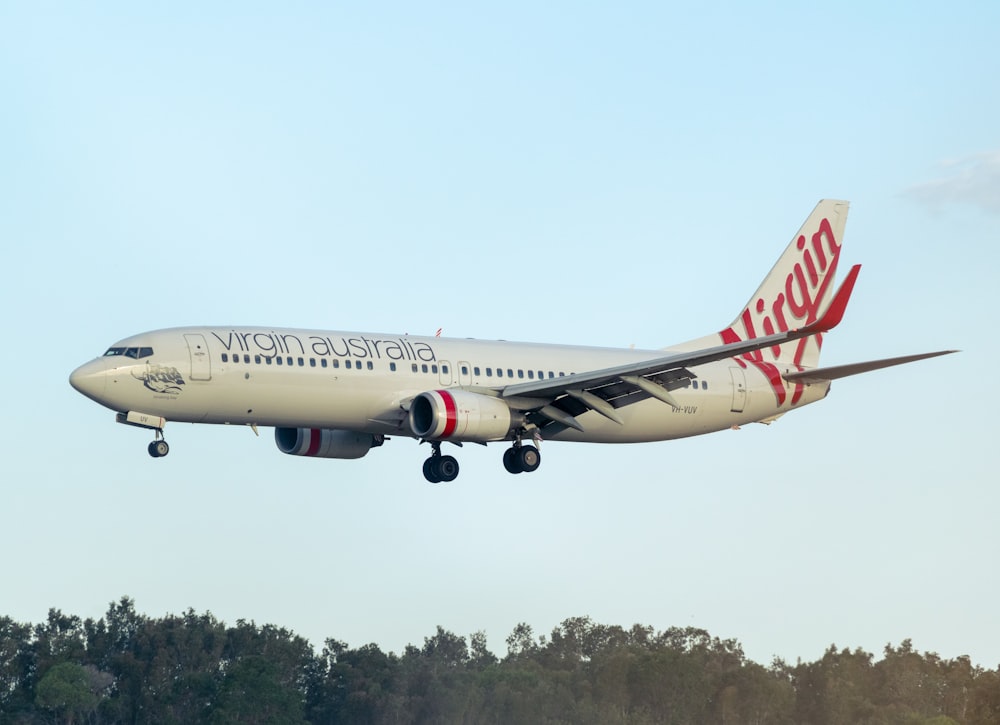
(906, 151, 1000, 215)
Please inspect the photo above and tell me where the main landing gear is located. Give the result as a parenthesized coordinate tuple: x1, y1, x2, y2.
(421, 440, 542, 482)
(423, 442, 459, 483)
(503, 443, 541, 475)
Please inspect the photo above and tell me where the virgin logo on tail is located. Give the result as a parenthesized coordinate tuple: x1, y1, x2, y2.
(720, 217, 842, 405)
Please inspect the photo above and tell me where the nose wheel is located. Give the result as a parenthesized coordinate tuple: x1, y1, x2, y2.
(147, 432, 170, 458)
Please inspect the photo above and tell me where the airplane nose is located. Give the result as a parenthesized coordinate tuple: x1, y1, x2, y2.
(69, 359, 108, 402)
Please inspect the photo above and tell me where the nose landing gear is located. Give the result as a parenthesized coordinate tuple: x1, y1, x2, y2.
(147, 431, 169, 458)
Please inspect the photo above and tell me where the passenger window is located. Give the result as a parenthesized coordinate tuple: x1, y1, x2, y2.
(390, 362, 397, 372)
(474, 367, 480, 376)
(461, 366, 468, 375)
(309, 358, 316, 367)
(548, 372, 554, 378)
(421, 364, 428, 373)
(497, 368, 503, 378)
(528, 370, 535, 379)
(244, 354, 250, 363)
(286, 357, 293, 366)
(367, 361, 373, 370)
(276, 357, 283, 365)
(346, 360, 352, 369)
(486, 368, 492, 377)
(297, 357, 304, 366)
(412, 363, 418, 373)
(507, 369, 513, 378)
(702, 381, 708, 390)
(321, 359, 328, 368)
(518, 369, 524, 379)
(254, 355, 261, 364)
(222, 353, 229, 363)
(537, 371, 544, 379)
(443, 365, 449, 374)
(265, 357, 272, 365)
(332, 359, 340, 369)
(559, 372, 565, 377)
(432, 365, 438, 374)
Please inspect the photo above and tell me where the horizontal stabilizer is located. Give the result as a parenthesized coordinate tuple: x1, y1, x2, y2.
(782, 350, 958, 384)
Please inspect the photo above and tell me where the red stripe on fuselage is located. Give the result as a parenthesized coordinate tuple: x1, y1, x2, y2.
(440, 391, 458, 438)
(306, 428, 322, 456)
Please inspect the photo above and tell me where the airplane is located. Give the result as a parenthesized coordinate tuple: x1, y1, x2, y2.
(70, 200, 955, 483)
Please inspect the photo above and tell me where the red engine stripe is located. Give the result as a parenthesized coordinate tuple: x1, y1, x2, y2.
(440, 391, 458, 438)
(306, 428, 322, 456)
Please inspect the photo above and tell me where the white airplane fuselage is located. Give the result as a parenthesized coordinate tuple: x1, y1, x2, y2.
(70, 327, 830, 445)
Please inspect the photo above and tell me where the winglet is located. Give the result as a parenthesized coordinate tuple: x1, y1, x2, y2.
(801, 264, 861, 335)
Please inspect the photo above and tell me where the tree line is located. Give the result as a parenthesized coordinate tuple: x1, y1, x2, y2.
(1, 597, 998, 724)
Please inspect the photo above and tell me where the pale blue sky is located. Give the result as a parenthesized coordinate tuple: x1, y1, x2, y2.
(2, 2, 997, 667)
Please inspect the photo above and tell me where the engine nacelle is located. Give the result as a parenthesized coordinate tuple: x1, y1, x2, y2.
(274, 427, 382, 459)
(408, 390, 515, 442)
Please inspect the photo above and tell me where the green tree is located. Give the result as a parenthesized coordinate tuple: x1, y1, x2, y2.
(469, 630, 497, 669)
(316, 640, 397, 724)
(792, 645, 877, 725)
(0, 616, 33, 717)
(967, 668, 1000, 724)
(211, 655, 306, 724)
(505, 622, 539, 660)
(873, 639, 949, 721)
(35, 661, 97, 724)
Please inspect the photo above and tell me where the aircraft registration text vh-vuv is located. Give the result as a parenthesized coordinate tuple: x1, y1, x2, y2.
(70, 200, 955, 482)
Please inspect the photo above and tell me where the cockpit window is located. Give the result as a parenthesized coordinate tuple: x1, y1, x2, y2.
(104, 346, 154, 359)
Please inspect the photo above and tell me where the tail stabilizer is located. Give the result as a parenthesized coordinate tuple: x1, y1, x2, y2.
(782, 350, 958, 384)
(723, 199, 849, 368)
(673, 199, 849, 371)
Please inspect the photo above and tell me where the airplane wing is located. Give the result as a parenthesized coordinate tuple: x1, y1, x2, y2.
(498, 265, 862, 432)
(781, 350, 957, 384)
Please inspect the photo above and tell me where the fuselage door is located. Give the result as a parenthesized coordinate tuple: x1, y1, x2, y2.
(458, 361, 472, 386)
(438, 360, 453, 387)
(729, 367, 747, 413)
(184, 333, 212, 381)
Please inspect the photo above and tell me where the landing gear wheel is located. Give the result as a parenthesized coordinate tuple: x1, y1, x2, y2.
(423, 457, 443, 483)
(422, 442, 460, 483)
(148, 440, 169, 458)
(503, 447, 523, 474)
(516, 445, 540, 473)
(437, 455, 460, 482)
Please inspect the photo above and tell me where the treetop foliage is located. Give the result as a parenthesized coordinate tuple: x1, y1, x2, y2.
(1, 598, 998, 724)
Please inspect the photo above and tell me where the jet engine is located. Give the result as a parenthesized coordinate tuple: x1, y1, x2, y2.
(274, 427, 382, 459)
(408, 390, 517, 442)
